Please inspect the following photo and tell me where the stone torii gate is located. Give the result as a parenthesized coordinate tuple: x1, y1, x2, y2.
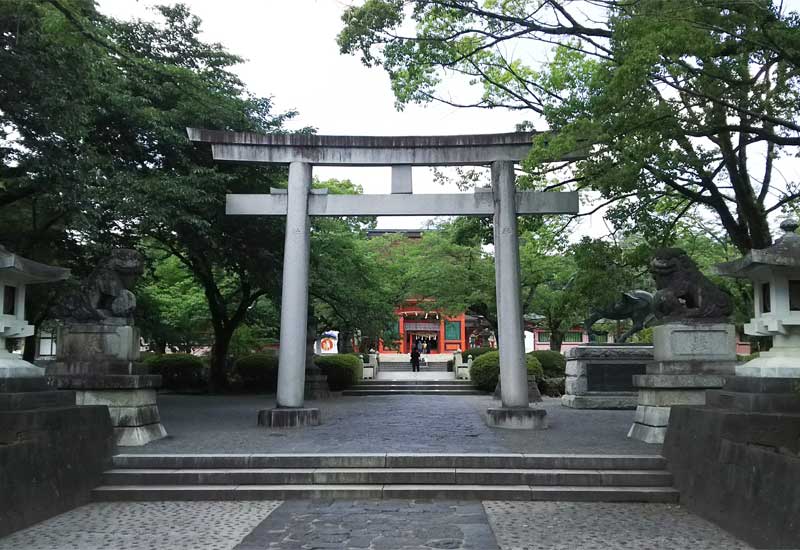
(187, 129, 579, 429)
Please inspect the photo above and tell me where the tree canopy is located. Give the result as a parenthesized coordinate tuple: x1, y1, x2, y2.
(339, 0, 800, 252)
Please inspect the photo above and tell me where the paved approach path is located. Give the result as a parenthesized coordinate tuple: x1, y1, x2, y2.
(0, 500, 752, 550)
(124, 394, 660, 454)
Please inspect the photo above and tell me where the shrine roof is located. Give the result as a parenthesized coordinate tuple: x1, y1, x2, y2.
(716, 219, 800, 277)
(0, 245, 71, 284)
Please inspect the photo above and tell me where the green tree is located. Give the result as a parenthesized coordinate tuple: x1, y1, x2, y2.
(137, 253, 211, 354)
(0, 2, 297, 390)
(339, 0, 800, 252)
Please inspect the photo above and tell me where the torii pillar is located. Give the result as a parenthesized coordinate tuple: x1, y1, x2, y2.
(188, 129, 580, 429)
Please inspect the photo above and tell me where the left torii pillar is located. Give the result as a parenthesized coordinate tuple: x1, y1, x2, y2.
(264, 161, 320, 427)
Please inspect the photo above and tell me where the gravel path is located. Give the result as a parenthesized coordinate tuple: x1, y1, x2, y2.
(126, 393, 660, 455)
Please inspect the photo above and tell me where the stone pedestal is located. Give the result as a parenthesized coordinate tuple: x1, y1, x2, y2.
(258, 407, 320, 428)
(303, 366, 331, 400)
(46, 321, 167, 446)
(736, 327, 800, 378)
(628, 323, 735, 444)
(562, 345, 651, 409)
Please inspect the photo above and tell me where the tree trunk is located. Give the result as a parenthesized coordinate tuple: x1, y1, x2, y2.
(208, 325, 234, 393)
(338, 330, 354, 353)
(306, 313, 317, 369)
(550, 331, 564, 353)
(23, 333, 36, 362)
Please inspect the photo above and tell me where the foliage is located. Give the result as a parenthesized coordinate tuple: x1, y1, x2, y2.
(462, 346, 495, 363)
(0, 2, 300, 391)
(339, 0, 800, 252)
(309, 181, 397, 342)
(232, 354, 279, 393)
(528, 350, 566, 378)
(137, 252, 210, 353)
(369, 222, 584, 348)
(144, 353, 205, 392)
(737, 352, 761, 363)
(469, 351, 543, 392)
(314, 354, 361, 390)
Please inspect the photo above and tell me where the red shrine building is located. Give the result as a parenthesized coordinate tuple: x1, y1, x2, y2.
(378, 299, 468, 354)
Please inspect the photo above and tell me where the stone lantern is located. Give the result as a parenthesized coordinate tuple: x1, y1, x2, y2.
(716, 218, 800, 378)
(0, 246, 69, 378)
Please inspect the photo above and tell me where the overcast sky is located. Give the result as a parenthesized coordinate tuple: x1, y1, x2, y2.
(95, 0, 614, 233)
(95, 1, 799, 237)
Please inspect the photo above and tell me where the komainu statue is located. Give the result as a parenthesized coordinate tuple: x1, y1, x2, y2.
(53, 249, 144, 323)
(649, 248, 732, 321)
(583, 290, 654, 343)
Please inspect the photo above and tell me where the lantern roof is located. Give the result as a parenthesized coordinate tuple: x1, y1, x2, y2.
(716, 219, 800, 278)
(0, 245, 71, 284)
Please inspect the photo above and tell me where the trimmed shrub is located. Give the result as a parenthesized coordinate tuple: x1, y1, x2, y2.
(461, 346, 495, 363)
(233, 353, 279, 392)
(145, 353, 205, 391)
(528, 350, 566, 378)
(314, 354, 361, 391)
(469, 351, 543, 392)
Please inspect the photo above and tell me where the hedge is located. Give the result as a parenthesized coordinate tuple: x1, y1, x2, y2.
(233, 353, 279, 392)
(144, 353, 205, 391)
(461, 346, 495, 363)
(314, 354, 361, 391)
(469, 351, 543, 392)
(528, 350, 566, 378)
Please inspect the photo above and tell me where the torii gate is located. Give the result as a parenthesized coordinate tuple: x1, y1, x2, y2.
(187, 129, 579, 429)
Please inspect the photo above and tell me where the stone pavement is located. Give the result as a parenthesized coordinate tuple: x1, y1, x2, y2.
(124, 394, 660, 455)
(0, 500, 752, 549)
(236, 500, 497, 550)
(0, 501, 279, 550)
(483, 501, 753, 550)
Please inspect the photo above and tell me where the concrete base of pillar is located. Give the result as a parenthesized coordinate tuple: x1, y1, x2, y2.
(258, 407, 320, 428)
(627, 422, 666, 444)
(115, 423, 168, 446)
(486, 407, 548, 430)
(0, 356, 45, 379)
(561, 393, 638, 409)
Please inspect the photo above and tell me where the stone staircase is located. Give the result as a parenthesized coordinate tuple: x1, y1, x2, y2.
(342, 380, 482, 396)
(92, 453, 679, 502)
(378, 354, 451, 372)
(379, 363, 449, 372)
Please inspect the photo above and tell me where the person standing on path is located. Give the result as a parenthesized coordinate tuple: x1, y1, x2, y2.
(410, 348, 421, 372)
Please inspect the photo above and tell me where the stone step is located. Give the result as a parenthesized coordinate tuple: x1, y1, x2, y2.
(101, 468, 673, 487)
(347, 384, 477, 391)
(379, 366, 449, 372)
(112, 454, 668, 470)
(357, 380, 473, 386)
(342, 389, 485, 396)
(92, 484, 678, 502)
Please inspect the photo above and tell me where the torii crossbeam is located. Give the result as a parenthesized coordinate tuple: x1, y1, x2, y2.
(188, 128, 579, 429)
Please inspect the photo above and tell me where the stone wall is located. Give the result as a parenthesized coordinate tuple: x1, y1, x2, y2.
(664, 405, 800, 549)
(0, 405, 114, 537)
